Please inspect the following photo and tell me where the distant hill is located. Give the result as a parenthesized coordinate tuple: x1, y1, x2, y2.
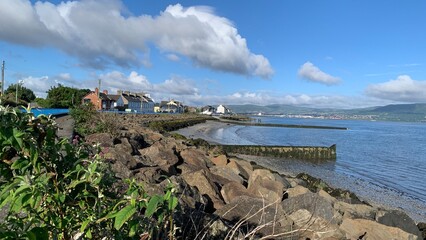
(228, 103, 426, 122)
(364, 103, 426, 114)
(355, 103, 426, 121)
(228, 104, 322, 115)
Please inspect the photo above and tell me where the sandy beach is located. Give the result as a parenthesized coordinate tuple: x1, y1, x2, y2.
(174, 120, 234, 144)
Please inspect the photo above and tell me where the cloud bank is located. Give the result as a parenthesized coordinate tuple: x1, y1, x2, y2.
(18, 70, 374, 108)
(298, 62, 341, 85)
(365, 75, 426, 102)
(0, 0, 273, 78)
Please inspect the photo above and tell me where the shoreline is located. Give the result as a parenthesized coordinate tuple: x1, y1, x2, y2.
(174, 120, 426, 223)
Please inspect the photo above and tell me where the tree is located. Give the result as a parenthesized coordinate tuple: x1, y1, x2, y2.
(34, 97, 50, 108)
(46, 84, 90, 108)
(4, 84, 36, 103)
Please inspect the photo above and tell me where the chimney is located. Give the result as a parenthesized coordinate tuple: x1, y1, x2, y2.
(95, 88, 99, 96)
(103, 90, 108, 95)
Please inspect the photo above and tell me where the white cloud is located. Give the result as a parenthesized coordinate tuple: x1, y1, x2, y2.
(180, 90, 375, 109)
(58, 73, 71, 80)
(365, 75, 426, 102)
(99, 71, 153, 94)
(154, 77, 199, 95)
(298, 62, 341, 85)
(166, 54, 180, 62)
(15, 70, 390, 108)
(18, 76, 52, 98)
(0, 0, 273, 78)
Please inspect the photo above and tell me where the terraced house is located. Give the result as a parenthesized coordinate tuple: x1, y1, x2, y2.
(82, 89, 155, 113)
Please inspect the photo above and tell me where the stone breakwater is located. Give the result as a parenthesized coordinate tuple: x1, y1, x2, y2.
(215, 144, 337, 160)
(80, 114, 424, 239)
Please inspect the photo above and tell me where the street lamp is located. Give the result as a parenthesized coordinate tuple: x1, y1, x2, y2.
(15, 80, 23, 103)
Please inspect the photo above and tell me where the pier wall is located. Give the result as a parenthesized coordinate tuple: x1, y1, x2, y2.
(214, 144, 336, 160)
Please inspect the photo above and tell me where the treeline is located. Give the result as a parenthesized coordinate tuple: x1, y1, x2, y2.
(0, 84, 90, 108)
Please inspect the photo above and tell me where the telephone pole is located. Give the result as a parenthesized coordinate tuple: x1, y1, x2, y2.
(98, 78, 101, 98)
(1, 61, 4, 96)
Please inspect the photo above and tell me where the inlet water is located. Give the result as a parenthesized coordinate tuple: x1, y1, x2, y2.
(207, 116, 426, 222)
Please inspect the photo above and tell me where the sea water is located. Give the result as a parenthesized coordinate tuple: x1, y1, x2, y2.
(207, 116, 426, 222)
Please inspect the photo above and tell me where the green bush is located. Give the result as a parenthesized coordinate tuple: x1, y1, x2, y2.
(0, 106, 178, 239)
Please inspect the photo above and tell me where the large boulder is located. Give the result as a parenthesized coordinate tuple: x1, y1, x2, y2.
(273, 173, 292, 189)
(209, 166, 244, 185)
(340, 218, 420, 240)
(177, 163, 206, 175)
(285, 185, 310, 198)
(138, 141, 179, 167)
(334, 201, 376, 220)
(104, 146, 141, 172)
(132, 165, 176, 183)
(85, 133, 114, 147)
(138, 128, 163, 144)
(161, 176, 207, 210)
(220, 182, 253, 204)
(417, 222, 426, 240)
(248, 169, 285, 203)
(180, 149, 213, 170)
(181, 169, 224, 211)
(215, 195, 293, 238)
(114, 138, 135, 155)
(226, 158, 253, 181)
(211, 154, 228, 166)
(375, 209, 421, 237)
(107, 158, 132, 179)
(288, 209, 345, 239)
(282, 191, 341, 225)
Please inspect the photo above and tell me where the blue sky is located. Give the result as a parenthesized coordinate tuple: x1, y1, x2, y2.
(0, 0, 425, 108)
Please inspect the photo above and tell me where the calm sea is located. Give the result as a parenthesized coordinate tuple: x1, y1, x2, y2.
(208, 116, 426, 222)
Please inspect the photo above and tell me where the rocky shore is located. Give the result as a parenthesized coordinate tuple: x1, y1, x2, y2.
(78, 114, 424, 239)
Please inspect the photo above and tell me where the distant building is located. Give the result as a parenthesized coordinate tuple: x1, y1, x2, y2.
(82, 88, 114, 110)
(115, 91, 155, 113)
(82, 88, 154, 113)
(159, 99, 184, 113)
(185, 106, 198, 113)
(201, 105, 216, 115)
(216, 104, 231, 114)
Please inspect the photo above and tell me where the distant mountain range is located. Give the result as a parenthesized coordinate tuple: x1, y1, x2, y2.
(228, 103, 426, 122)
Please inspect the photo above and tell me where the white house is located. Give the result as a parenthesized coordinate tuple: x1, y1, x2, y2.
(216, 105, 231, 114)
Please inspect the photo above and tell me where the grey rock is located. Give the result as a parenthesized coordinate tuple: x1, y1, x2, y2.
(340, 218, 420, 240)
(215, 195, 292, 238)
(220, 181, 252, 204)
(85, 133, 114, 147)
(209, 166, 244, 185)
(376, 209, 422, 237)
(282, 191, 341, 225)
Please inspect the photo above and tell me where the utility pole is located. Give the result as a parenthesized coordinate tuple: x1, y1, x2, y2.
(1, 61, 4, 96)
(98, 78, 101, 110)
(98, 78, 101, 98)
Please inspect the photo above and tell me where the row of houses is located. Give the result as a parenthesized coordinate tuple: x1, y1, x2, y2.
(201, 105, 232, 115)
(82, 88, 184, 113)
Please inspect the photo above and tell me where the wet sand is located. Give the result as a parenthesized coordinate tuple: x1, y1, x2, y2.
(175, 120, 233, 144)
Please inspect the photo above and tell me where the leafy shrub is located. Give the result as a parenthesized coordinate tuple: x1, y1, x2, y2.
(0, 106, 178, 239)
(71, 104, 120, 138)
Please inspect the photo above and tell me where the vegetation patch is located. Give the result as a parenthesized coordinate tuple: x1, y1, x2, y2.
(219, 115, 251, 122)
(0, 105, 178, 239)
(148, 118, 210, 133)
